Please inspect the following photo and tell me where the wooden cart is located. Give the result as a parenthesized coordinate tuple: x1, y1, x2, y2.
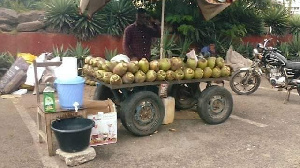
(92, 77, 233, 136)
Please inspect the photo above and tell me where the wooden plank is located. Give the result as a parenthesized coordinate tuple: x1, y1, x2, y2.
(91, 76, 230, 90)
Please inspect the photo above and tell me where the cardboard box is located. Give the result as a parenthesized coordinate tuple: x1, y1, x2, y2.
(84, 99, 117, 146)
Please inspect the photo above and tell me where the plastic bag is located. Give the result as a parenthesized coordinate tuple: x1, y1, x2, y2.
(17, 53, 36, 64)
(225, 46, 252, 71)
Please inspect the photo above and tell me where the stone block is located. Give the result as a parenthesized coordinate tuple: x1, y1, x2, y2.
(56, 147, 96, 167)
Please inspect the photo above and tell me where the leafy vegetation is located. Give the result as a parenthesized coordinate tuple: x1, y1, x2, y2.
(104, 48, 118, 61)
(0, 52, 15, 78)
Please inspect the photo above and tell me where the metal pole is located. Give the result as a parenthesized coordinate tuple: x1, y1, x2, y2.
(160, 0, 165, 59)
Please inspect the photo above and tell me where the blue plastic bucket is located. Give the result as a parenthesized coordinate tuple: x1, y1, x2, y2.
(55, 76, 85, 110)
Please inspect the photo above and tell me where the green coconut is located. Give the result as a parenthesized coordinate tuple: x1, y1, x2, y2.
(203, 67, 212, 78)
(186, 58, 197, 70)
(138, 58, 149, 73)
(171, 57, 184, 71)
(127, 61, 139, 74)
(95, 70, 106, 80)
(174, 69, 184, 80)
(113, 62, 128, 76)
(159, 58, 171, 71)
(149, 60, 160, 72)
(184, 68, 195, 80)
(221, 65, 231, 77)
(216, 57, 225, 68)
(166, 70, 175, 81)
(212, 67, 221, 78)
(156, 70, 166, 81)
(85, 56, 93, 64)
(134, 70, 146, 83)
(194, 68, 204, 79)
(110, 74, 122, 85)
(102, 72, 113, 84)
(207, 57, 216, 69)
(122, 72, 135, 84)
(146, 70, 157, 82)
(197, 58, 208, 70)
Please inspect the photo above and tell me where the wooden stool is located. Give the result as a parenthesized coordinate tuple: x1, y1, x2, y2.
(37, 104, 87, 156)
(33, 60, 87, 156)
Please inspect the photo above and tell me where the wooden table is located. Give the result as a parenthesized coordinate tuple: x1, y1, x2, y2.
(37, 103, 87, 156)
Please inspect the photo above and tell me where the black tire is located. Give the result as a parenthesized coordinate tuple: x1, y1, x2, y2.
(230, 70, 261, 95)
(170, 83, 201, 110)
(197, 86, 233, 125)
(120, 91, 165, 136)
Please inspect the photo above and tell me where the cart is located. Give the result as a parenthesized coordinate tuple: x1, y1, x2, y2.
(92, 77, 233, 136)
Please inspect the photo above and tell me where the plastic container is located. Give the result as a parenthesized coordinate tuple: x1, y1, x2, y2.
(43, 82, 56, 112)
(162, 97, 175, 125)
(51, 118, 95, 153)
(55, 76, 85, 110)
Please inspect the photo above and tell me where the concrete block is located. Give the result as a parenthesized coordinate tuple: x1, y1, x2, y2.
(56, 147, 96, 167)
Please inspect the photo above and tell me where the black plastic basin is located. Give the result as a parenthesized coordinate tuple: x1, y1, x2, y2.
(51, 118, 95, 153)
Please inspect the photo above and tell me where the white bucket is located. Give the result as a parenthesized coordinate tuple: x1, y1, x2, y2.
(55, 57, 78, 79)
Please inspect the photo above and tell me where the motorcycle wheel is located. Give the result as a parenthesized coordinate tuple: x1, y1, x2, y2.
(230, 70, 261, 95)
(170, 83, 201, 110)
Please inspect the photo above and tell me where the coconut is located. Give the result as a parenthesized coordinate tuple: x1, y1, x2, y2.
(166, 70, 175, 81)
(96, 59, 105, 70)
(134, 70, 146, 83)
(159, 58, 171, 71)
(207, 57, 216, 69)
(102, 72, 113, 84)
(203, 67, 212, 78)
(122, 72, 135, 84)
(149, 60, 160, 72)
(138, 58, 149, 73)
(221, 65, 231, 77)
(110, 74, 122, 85)
(212, 67, 221, 78)
(184, 68, 195, 80)
(108, 61, 118, 72)
(186, 58, 197, 70)
(216, 57, 225, 68)
(197, 58, 208, 70)
(194, 68, 204, 79)
(127, 61, 139, 74)
(113, 62, 128, 76)
(82, 64, 89, 75)
(95, 70, 106, 80)
(174, 69, 185, 80)
(85, 56, 93, 64)
(171, 57, 184, 71)
(156, 70, 166, 81)
(146, 70, 157, 82)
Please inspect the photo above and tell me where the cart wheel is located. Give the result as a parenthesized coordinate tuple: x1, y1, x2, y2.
(170, 83, 200, 110)
(197, 86, 233, 125)
(120, 91, 165, 136)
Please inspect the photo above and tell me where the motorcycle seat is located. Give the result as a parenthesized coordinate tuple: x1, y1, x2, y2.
(286, 61, 300, 70)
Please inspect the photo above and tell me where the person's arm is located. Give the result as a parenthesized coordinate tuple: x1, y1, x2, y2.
(147, 18, 161, 38)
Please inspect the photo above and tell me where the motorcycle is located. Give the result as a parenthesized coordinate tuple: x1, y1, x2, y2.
(229, 38, 300, 102)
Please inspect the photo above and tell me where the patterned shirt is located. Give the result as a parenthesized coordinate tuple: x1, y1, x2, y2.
(123, 22, 160, 60)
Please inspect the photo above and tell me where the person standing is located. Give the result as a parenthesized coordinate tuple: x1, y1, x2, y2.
(123, 8, 160, 61)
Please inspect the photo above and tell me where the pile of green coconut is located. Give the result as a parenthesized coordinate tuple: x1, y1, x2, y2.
(82, 56, 231, 85)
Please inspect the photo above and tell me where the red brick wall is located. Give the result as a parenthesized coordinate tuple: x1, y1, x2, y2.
(0, 32, 124, 58)
(242, 34, 293, 46)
